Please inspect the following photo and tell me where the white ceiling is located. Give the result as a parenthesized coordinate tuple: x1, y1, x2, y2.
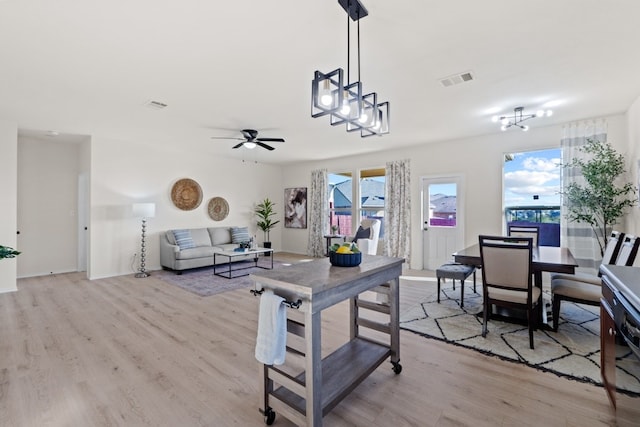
(2, 0, 640, 165)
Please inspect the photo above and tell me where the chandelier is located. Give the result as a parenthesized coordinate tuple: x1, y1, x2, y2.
(492, 106, 553, 131)
(311, 0, 389, 137)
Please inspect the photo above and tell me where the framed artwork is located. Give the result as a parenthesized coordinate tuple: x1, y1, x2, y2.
(284, 187, 307, 229)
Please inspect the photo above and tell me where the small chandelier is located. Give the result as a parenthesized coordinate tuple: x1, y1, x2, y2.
(492, 106, 553, 131)
(311, 0, 389, 137)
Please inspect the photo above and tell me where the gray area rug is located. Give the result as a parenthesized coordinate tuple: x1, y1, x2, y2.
(154, 260, 288, 297)
(399, 277, 640, 397)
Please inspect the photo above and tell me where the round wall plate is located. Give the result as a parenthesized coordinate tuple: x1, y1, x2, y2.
(208, 197, 229, 221)
(171, 178, 203, 211)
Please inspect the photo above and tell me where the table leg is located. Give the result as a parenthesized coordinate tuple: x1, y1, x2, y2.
(349, 297, 358, 340)
(389, 277, 400, 365)
(305, 308, 322, 426)
(534, 270, 546, 327)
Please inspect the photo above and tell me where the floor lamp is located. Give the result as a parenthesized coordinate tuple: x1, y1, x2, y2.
(133, 203, 156, 278)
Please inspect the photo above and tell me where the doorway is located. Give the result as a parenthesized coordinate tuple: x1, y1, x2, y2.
(422, 175, 464, 270)
(16, 132, 89, 278)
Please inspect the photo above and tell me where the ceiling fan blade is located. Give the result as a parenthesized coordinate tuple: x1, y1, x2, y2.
(211, 136, 244, 140)
(232, 142, 245, 149)
(256, 137, 285, 142)
(255, 141, 275, 151)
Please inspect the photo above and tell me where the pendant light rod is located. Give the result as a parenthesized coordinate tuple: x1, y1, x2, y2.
(346, 7, 350, 85)
(357, 12, 361, 83)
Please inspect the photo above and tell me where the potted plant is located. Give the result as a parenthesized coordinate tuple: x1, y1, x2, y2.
(255, 198, 280, 254)
(561, 138, 637, 256)
(0, 245, 21, 260)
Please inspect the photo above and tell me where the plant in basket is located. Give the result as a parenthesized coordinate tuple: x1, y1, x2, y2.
(328, 242, 362, 267)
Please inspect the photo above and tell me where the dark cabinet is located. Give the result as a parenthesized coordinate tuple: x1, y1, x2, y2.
(599, 265, 640, 411)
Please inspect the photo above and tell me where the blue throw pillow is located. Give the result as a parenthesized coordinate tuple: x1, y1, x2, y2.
(231, 226, 250, 244)
(353, 226, 371, 244)
(173, 229, 196, 250)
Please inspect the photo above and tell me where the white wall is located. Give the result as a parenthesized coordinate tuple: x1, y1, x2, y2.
(281, 114, 628, 270)
(2, 111, 632, 281)
(17, 137, 81, 277)
(0, 120, 18, 293)
(627, 95, 640, 236)
(88, 137, 283, 279)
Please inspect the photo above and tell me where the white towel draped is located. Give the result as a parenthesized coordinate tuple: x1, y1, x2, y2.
(254, 290, 287, 365)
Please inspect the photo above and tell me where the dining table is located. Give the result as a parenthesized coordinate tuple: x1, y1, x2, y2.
(453, 243, 578, 326)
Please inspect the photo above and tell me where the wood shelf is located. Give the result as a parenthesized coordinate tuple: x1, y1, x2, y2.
(270, 338, 391, 416)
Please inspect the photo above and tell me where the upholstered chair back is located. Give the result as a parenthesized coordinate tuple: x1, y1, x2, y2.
(355, 218, 381, 255)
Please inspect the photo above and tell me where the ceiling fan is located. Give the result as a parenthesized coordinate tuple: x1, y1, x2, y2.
(211, 129, 285, 151)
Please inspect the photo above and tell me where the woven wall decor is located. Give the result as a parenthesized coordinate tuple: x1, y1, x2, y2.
(208, 197, 229, 221)
(171, 178, 203, 211)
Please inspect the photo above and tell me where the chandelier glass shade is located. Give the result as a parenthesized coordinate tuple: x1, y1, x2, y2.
(492, 106, 553, 131)
(311, 0, 389, 137)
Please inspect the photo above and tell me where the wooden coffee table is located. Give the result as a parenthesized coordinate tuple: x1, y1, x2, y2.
(213, 247, 274, 279)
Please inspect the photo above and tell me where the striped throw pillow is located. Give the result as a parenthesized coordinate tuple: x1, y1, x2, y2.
(173, 229, 196, 250)
(231, 226, 250, 244)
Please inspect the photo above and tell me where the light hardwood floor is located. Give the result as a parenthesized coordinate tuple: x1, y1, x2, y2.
(1, 254, 638, 427)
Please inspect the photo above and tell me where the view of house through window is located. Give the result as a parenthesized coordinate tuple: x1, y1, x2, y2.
(503, 147, 561, 246)
(428, 183, 457, 227)
(329, 168, 385, 237)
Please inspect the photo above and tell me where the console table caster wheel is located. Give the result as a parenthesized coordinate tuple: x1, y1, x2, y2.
(264, 408, 276, 425)
(392, 362, 402, 375)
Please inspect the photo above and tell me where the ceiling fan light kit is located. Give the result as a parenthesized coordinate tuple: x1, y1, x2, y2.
(492, 106, 553, 132)
(311, 0, 390, 138)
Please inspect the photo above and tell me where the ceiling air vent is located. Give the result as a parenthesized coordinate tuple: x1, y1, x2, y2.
(144, 100, 168, 110)
(439, 71, 474, 88)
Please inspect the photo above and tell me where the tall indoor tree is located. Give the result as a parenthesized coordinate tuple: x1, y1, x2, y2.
(562, 138, 637, 256)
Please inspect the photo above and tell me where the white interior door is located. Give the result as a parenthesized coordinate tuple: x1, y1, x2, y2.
(77, 173, 88, 272)
(422, 175, 464, 270)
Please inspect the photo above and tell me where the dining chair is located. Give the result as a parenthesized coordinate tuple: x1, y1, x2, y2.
(550, 230, 625, 285)
(507, 224, 540, 247)
(550, 232, 636, 332)
(615, 234, 640, 266)
(479, 235, 538, 349)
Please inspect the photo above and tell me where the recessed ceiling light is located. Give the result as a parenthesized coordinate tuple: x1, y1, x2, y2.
(46, 130, 59, 137)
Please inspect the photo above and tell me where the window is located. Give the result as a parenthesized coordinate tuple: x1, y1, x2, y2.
(328, 172, 352, 235)
(359, 168, 385, 237)
(427, 182, 457, 227)
(503, 148, 561, 246)
(328, 168, 385, 237)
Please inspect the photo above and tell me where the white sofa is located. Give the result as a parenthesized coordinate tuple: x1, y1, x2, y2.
(160, 227, 253, 274)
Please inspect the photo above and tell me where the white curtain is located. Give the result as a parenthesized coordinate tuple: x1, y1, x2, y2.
(561, 119, 608, 271)
(384, 159, 411, 261)
(306, 168, 328, 257)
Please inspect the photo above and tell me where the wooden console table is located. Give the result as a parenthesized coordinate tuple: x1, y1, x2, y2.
(250, 255, 404, 426)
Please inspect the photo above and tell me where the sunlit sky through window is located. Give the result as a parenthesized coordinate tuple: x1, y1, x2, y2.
(504, 148, 561, 207)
